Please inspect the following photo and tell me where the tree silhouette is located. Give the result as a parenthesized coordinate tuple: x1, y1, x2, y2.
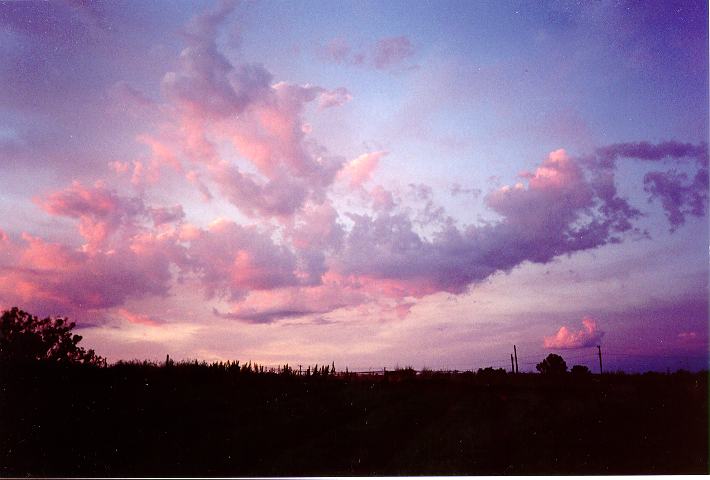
(477, 366, 507, 377)
(536, 353, 567, 375)
(0, 307, 104, 365)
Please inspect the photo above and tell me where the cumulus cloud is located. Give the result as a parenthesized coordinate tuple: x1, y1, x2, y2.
(155, 5, 349, 218)
(212, 164, 310, 218)
(5, 0, 705, 329)
(38, 182, 187, 251)
(339, 151, 387, 189)
(17, 137, 706, 323)
(544, 317, 605, 349)
(0, 232, 179, 317)
(182, 219, 300, 301)
(286, 201, 345, 285)
(332, 148, 640, 299)
(39, 181, 145, 252)
(162, 0, 272, 120)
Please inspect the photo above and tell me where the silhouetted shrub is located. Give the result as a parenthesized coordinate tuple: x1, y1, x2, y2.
(476, 366, 507, 377)
(0, 307, 104, 366)
(571, 365, 591, 377)
(536, 353, 567, 375)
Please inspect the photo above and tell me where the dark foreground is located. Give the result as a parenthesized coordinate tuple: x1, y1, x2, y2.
(1, 362, 707, 476)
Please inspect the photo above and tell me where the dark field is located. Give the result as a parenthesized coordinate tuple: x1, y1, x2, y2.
(1, 362, 707, 476)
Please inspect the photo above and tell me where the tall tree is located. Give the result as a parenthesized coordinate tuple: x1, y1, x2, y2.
(0, 307, 104, 365)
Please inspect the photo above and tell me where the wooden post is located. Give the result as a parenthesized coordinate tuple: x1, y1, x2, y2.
(511, 354, 515, 373)
(513, 345, 519, 374)
(597, 345, 603, 374)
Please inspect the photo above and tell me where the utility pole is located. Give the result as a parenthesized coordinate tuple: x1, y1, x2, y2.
(510, 354, 515, 373)
(597, 345, 603, 375)
(513, 345, 519, 374)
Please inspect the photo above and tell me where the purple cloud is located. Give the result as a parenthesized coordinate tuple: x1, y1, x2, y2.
(317, 35, 415, 70)
(372, 36, 415, 69)
(333, 144, 705, 299)
(644, 168, 708, 230)
(590, 141, 708, 228)
(161, 0, 272, 119)
(182, 220, 300, 301)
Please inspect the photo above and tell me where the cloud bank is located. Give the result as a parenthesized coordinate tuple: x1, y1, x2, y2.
(0, 2, 706, 330)
(544, 317, 605, 349)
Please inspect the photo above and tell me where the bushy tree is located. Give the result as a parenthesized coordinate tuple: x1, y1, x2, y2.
(0, 307, 105, 365)
(536, 353, 567, 375)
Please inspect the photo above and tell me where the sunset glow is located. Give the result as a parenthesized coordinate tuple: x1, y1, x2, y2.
(0, 0, 707, 372)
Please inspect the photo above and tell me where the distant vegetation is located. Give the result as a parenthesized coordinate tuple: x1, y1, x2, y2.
(1, 308, 708, 476)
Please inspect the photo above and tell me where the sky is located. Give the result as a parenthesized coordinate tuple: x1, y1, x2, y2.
(0, 0, 707, 372)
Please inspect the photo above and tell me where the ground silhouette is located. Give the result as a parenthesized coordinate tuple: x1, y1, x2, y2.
(0, 309, 707, 475)
(1, 359, 707, 476)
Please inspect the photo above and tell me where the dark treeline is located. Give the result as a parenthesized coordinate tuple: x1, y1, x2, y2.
(1, 307, 708, 475)
(1, 359, 707, 476)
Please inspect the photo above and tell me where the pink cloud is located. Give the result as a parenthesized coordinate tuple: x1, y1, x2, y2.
(544, 317, 605, 349)
(213, 280, 367, 324)
(0, 232, 179, 317)
(330, 146, 661, 299)
(317, 87, 352, 109)
(118, 308, 162, 327)
(158, 15, 347, 218)
(212, 165, 310, 218)
(39, 181, 145, 252)
(136, 134, 182, 173)
(149, 205, 185, 226)
(340, 151, 387, 189)
(183, 220, 299, 300)
(394, 302, 415, 319)
(286, 201, 344, 285)
(185, 170, 213, 200)
(5, 0, 702, 332)
(369, 185, 397, 211)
